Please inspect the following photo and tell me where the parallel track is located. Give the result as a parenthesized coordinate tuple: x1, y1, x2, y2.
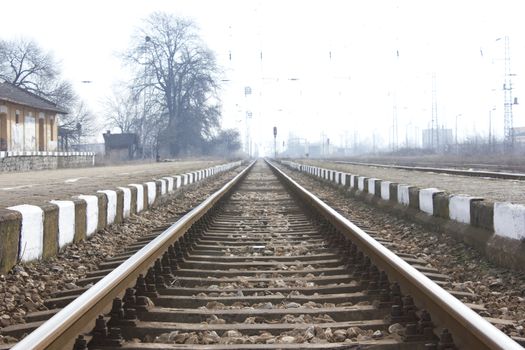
(12, 160, 522, 349)
(332, 160, 525, 180)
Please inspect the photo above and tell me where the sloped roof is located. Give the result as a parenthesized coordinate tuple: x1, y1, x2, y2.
(103, 133, 139, 148)
(0, 82, 68, 114)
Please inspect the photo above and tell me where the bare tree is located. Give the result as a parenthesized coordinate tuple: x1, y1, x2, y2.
(59, 101, 97, 143)
(124, 12, 221, 156)
(205, 128, 241, 156)
(104, 84, 167, 159)
(0, 38, 98, 144)
(0, 38, 75, 108)
(104, 88, 142, 133)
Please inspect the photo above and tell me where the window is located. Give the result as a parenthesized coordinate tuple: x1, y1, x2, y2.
(15, 111, 19, 124)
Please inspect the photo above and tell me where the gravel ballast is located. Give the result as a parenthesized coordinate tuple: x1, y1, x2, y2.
(0, 168, 242, 344)
(280, 165, 525, 340)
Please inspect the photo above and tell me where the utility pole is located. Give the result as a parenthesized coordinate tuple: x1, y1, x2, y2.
(392, 100, 398, 152)
(245, 111, 252, 157)
(244, 87, 252, 157)
(142, 36, 151, 159)
(320, 131, 325, 156)
(273, 126, 277, 158)
(455, 114, 461, 153)
(405, 122, 412, 148)
(392, 48, 400, 153)
(502, 36, 516, 149)
(345, 130, 349, 153)
(489, 107, 496, 151)
(489, 111, 492, 148)
(431, 73, 439, 151)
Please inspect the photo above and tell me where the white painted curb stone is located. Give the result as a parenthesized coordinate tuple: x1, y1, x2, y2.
(159, 179, 167, 195)
(358, 177, 366, 192)
(494, 202, 525, 240)
(129, 184, 144, 212)
(419, 188, 442, 215)
(7, 204, 44, 262)
(449, 195, 478, 224)
(368, 178, 379, 195)
(98, 190, 117, 225)
(78, 195, 98, 236)
(164, 177, 174, 192)
(117, 187, 132, 218)
(350, 175, 357, 188)
(381, 181, 392, 201)
(50, 200, 75, 248)
(398, 185, 411, 206)
(146, 182, 156, 205)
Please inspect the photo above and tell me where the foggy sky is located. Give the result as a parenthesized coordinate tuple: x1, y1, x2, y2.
(1, 0, 524, 155)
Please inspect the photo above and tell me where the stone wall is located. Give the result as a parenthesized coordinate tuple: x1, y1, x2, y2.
(0, 152, 94, 172)
(57, 155, 94, 169)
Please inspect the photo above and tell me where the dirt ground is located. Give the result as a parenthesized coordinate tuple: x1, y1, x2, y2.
(0, 160, 222, 208)
(302, 159, 525, 204)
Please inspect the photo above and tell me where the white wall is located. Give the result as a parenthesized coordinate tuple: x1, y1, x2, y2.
(11, 123, 23, 151)
(24, 115, 36, 151)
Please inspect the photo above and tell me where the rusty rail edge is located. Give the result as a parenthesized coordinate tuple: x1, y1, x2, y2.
(266, 159, 522, 350)
(12, 160, 256, 350)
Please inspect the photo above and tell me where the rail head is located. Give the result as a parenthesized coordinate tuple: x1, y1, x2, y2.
(267, 159, 522, 350)
(12, 160, 255, 350)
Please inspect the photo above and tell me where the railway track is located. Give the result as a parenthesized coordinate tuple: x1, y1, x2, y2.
(332, 160, 525, 180)
(11, 160, 522, 349)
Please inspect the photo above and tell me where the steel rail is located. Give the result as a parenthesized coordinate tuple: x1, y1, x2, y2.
(267, 159, 522, 350)
(12, 160, 255, 350)
(331, 160, 525, 180)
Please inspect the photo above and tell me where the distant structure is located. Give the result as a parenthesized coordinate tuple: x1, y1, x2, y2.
(502, 36, 516, 147)
(285, 137, 308, 158)
(71, 143, 105, 154)
(422, 128, 452, 149)
(430, 73, 439, 149)
(0, 82, 67, 152)
(103, 131, 139, 161)
(307, 143, 321, 157)
(512, 127, 525, 143)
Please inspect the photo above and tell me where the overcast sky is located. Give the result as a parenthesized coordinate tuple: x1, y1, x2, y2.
(1, 0, 525, 155)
